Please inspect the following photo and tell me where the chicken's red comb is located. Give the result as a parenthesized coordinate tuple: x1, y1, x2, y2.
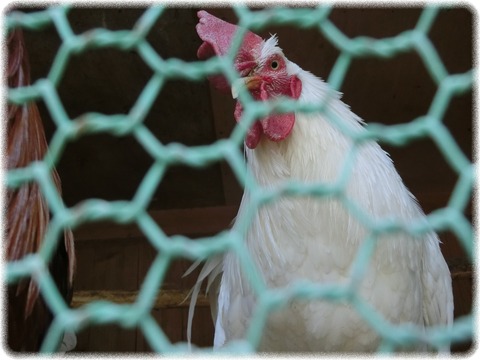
(196, 10, 262, 59)
(196, 11, 263, 92)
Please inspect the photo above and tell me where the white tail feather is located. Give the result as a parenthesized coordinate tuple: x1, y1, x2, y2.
(184, 255, 223, 348)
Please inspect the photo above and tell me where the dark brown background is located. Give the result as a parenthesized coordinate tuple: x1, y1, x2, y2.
(17, 6, 473, 352)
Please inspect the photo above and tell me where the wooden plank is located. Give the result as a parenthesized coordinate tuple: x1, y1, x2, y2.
(71, 191, 470, 243)
(135, 307, 215, 350)
(73, 206, 238, 241)
(72, 261, 471, 309)
(73, 324, 138, 352)
(71, 289, 209, 309)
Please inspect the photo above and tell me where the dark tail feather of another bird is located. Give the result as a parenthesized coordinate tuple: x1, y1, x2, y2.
(6, 28, 76, 352)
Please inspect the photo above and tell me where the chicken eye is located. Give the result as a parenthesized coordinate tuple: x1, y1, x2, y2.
(270, 60, 279, 70)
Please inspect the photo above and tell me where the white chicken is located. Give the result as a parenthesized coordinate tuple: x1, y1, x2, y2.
(188, 10, 453, 352)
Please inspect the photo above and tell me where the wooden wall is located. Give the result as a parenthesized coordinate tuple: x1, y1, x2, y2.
(18, 6, 473, 352)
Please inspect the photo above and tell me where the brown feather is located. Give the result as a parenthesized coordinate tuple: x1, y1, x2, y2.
(6, 28, 76, 352)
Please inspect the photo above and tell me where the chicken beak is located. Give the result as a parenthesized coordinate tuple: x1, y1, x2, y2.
(231, 76, 262, 99)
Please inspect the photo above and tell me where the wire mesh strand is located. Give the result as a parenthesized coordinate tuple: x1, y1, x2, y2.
(5, 5, 473, 353)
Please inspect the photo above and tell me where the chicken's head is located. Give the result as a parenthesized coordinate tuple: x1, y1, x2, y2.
(196, 11, 302, 149)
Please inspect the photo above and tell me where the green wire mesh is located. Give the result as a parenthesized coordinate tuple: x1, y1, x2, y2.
(5, 5, 474, 354)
